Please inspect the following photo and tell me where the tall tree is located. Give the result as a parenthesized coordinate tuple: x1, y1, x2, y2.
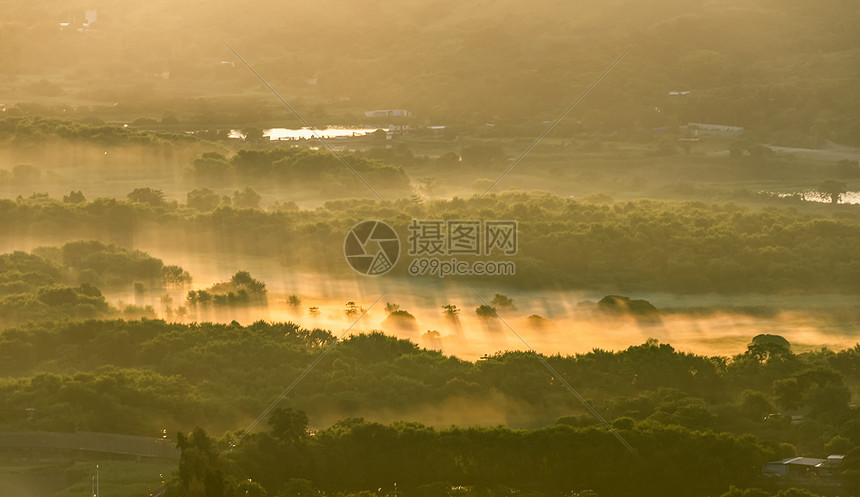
(171, 428, 227, 497)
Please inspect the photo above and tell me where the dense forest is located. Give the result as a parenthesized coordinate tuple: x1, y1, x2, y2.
(167, 413, 860, 497)
(2, 0, 860, 496)
(3, 318, 860, 496)
(2, 191, 859, 294)
(0, 241, 193, 326)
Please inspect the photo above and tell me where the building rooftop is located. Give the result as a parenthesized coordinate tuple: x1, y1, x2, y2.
(773, 457, 828, 467)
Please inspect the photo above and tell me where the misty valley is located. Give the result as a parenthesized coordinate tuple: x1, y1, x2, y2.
(2, 1, 860, 497)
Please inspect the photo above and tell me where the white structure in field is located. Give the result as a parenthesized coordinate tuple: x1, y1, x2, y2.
(365, 109, 410, 118)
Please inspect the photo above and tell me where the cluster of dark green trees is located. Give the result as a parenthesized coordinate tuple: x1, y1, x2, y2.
(0, 242, 189, 326)
(157, 331, 860, 497)
(2, 310, 860, 495)
(51, 239, 182, 288)
(3, 319, 860, 456)
(168, 414, 771, 497)
(186, 271, 267, 307)
(2, 192, 859, 293)
(0, 250, 109, 325)
(0, 117, 195, 147)
(190, 148, 410, 193)
(0, 117, 206, 168)
(170, 407, 860, 497)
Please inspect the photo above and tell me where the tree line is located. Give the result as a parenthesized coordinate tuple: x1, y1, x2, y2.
(0, 241, 193, 326)
(1, 192, 859, 294)
(2, 319, 860, 460)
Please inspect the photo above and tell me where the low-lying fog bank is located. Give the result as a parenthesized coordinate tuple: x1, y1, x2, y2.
(104, 249, 860, 360)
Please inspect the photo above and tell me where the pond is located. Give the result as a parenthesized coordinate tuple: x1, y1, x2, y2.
(229, 127, 384, 141)
(766, 190, 860, 204)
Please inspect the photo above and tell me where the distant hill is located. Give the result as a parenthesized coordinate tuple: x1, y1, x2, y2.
(1, 0, 858, 145)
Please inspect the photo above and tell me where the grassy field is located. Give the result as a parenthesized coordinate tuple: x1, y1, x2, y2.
(0, 455, 176, 497)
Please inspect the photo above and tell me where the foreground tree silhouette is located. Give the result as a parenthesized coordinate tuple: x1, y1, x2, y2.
(169, 427, 227, 497)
